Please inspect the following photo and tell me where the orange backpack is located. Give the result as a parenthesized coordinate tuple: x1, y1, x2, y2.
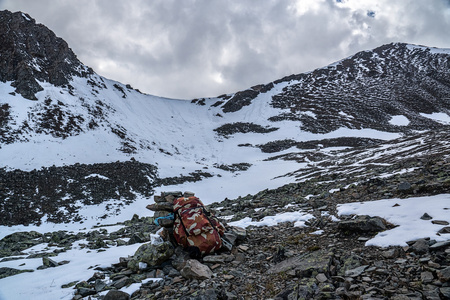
(173, 196, 225, 256)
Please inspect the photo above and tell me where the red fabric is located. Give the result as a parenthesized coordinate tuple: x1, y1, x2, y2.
(173, 196, 225, 255)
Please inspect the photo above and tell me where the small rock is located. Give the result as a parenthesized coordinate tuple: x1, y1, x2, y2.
(428, 261, 441, 268)
(440, 287, 450, 299)
(420, 213, 433, 220)
(382, 248, 400, 259)
(316, 273, 328, 283)
(431, 220, 449, 225)
(429, 240, 450, 250)
(438, 226, 450, 234)
(421, 271, 434, 283)
(113, 276, 132, 289)
(230, 226, 247, 241)
(338, 215, 388, 233)
(410, 239, 429, 254)
(104, 290, 130, 300)
(268, 249, 332, 277)
(437, 266, 450, 283)
(237, 245, 249, 252)
(78, 287, 96, 297)
(345, 265, 368, 277)
(398, 182, 411, 190)
(0, 267, 34, 279)
(94, 279, 106, 292)
(172, 276, 184, 284)
(42, 257, 59, 268)
(180, 259, 213, 280)
(225, 291, 238, 299)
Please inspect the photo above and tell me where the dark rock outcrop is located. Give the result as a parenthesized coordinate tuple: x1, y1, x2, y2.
(0, 10, 93, 100)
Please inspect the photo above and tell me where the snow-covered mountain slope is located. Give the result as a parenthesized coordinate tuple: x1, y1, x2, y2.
(2, 9, 450, 228)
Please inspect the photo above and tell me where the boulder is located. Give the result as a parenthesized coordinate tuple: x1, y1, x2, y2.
(429, 240, 450, 250)
(127, 241, 174, 272)
(410, 239, 429, 254)
(0, 267, 34, 279)
(180, 259, 213, 280)
(437, 266, 450, 283)
(268, 249, 332, 277)
(104, 290, 130, 300)
(42, 257, 59, 268)
(398, 182, 411, 191)
(420, 213, 433, 220)
(438, 226, 450, 234)
(337, 215, 388, 233)
(146, 202, 173, 212)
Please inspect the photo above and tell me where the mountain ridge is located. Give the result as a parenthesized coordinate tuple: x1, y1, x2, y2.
(0, 10, 93, 100)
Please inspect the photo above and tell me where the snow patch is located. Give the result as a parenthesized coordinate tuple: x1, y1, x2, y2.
(420, 112, 450, 124)
(84, 174, 109, 180)
(389, 115, 410, 126)
(337, 194, 450, 247)
(228, 210, 313, 228)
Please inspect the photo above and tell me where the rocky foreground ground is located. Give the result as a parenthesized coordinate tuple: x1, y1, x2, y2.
(1, 201, 449, 299)
(1, 156, 450, 299)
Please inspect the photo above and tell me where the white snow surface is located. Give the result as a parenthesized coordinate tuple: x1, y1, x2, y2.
(389, 115, 410, 126)
(0, 240, 158, 300)
(228, 211, 314, 228)
(338, 194, 450, 247)
(420, 112, 450, 124)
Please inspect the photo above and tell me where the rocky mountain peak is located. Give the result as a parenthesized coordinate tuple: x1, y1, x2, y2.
(266, 42, 450, 134)
(0, 10, 93, 100)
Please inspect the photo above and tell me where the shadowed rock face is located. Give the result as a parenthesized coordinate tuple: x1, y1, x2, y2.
(0, 10, 92, 100)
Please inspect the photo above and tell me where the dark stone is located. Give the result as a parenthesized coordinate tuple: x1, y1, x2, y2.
(429, 240, 450, 250)
(113, 276, 132, 289)
(77, 287, 96, 297)
(438, 226, 450, 234)
(268, 249, 332, 277)
(337, 215, 388, 233)
(94, 279, 107, 292)
(432, 220, 449, 225)
(43, 257, 59, 268)
(410, 239, 429, 254)
(440, 287, 450, 299)
(0, 267, 34, 279)
(398, 182, 411, 190)
(420, 213, 433, 220)
(437, 266, 450, 283)
(104, 290, 130, 300)
(0, 231, 43, 257)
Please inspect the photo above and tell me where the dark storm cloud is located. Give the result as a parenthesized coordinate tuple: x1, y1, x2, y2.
(1, 0, 449, 99)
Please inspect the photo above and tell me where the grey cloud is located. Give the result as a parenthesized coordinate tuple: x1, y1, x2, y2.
(1, 0, 450, 99)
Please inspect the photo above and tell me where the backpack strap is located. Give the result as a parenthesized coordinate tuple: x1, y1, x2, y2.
(174, 208, 190, 237)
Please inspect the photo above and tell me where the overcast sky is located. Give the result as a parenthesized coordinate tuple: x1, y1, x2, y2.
(1, 0, 450, 99)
